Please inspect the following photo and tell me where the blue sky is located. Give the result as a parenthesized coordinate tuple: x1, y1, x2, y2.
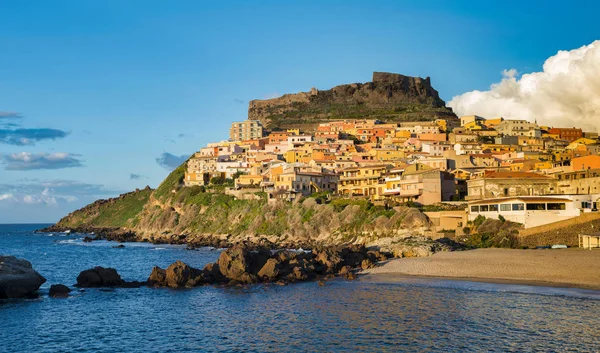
(0, 0, 598, 223)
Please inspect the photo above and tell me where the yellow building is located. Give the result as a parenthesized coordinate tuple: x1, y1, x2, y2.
(370, 148, 405, 161)
(395, 130, 412, 138)
(235, 175, 263, 188)
(482, 117, 504, 128)
(338, 165, 389, 199)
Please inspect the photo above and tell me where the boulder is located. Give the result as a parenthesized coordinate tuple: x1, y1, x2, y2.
(290, 266, 308, 281)
(344, 252, 365, 267)
(257, 258, 280, 280)
(147, 266, 167, 286)
(367, 250, 388, 262)
(165, 261, 203, 288)
(399, 208, 432, 229)
(0, 256, 46, 299)
(218, 246, 257, 284)
(49, 284, 71, 298)
(313, 249, 343, 274)
(360, 259, 375, 270)
(76, 267, 122, 287)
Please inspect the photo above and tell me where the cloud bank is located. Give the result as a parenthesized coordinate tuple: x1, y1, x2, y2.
(155, 152, 188, 170)
(1, 152, 83, 170)
(0, 180, 121, 206)
(448, 40, 600, 131)
(0, 128, 69, 145)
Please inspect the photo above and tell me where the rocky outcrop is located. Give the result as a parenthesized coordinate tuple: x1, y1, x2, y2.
(248, 72, 457, 129)
(147, 244, 396, 288)
(75, 267, 145, 288)
(0, 256, 46, 299)
(49, 284, 71, 298)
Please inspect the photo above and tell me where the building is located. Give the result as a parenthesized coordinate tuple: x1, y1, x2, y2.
(467, 195, 598, 228)
(338, 165, 389, 199)
(460, 115, 485, 127)
(570, 155, 600, 171)
(548, 127, 583, 142)
(383, 164, 456, 204)
(466, 171, 554, 200)
(272, 168, 339, 200)
(229, 120, 264, 141)
(495, 119, 541, 137)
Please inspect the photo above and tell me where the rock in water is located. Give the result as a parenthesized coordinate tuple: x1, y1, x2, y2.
(147, 266, 167, 286)
(76, 267, 123, 287)
(217, 246, 257, 284)
(165, 261, 203, 288)
(257, 258, 281, 280)
(0, 256, 46, 299)
(148, 261, 206, 288)
(49, 284, 71, 298)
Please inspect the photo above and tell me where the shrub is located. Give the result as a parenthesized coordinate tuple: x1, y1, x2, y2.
(473, 215, 486, 228)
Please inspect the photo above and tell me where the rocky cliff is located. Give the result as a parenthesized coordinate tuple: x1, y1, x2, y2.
(44, 162, 445, 253)
(248, 72, 458, 129)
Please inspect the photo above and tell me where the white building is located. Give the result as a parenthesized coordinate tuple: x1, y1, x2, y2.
(495, 119, 541, 137)
(467, 195, 600, 228)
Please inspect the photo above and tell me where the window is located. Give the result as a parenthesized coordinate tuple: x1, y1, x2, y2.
(547, 203, 566, 210)
(512, 203, 525, 211)
(489, 204, 499, 212)
(504, 188, 509, 196)
(471, 206, 479, 212)
(526, 203, 546, 211)
(480, 205, 489, 212)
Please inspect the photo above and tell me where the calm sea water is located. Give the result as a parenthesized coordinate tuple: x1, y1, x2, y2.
(1, 224, 600, 352)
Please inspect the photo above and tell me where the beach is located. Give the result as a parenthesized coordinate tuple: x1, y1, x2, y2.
(363, 248, 600, 290)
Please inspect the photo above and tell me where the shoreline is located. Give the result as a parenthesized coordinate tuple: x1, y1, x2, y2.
(362, 248, 600, 291)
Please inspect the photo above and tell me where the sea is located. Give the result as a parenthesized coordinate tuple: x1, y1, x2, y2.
(1, 223, 600, 352)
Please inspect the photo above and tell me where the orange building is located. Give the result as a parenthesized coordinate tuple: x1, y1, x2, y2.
(268, 132, 289, 144)
(548, 127, 582, 142)
(571, 155, 600, 171)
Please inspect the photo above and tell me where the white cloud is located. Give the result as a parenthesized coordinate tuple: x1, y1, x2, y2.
(449, 40, 600, 131)
(1, 152, 83, 170)
(0, 194, 14, 202)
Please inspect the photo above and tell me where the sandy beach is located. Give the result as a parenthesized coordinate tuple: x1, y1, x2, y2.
(363, 248, 600, 290)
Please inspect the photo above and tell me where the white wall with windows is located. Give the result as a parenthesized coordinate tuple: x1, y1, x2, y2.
(467, 195, 600, 228)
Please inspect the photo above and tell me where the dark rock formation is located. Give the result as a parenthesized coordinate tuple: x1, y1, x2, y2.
(248, 72, 457, 129)
(148, 244, 390, 288)
(0, 256, 46, 299)
(49, 284, 71, 298)
(75, 267, 144, 288)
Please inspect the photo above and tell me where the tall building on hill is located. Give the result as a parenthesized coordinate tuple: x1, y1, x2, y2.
(229, 120, 264, 141)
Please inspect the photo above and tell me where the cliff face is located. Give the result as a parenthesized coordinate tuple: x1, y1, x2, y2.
(248, 72, 457, 129)
(45, 162, 436, 249)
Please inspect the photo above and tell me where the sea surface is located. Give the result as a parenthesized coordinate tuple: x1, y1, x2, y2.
(1, 224, 600, 352)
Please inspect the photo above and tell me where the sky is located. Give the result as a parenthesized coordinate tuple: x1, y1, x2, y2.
(0, 0, 598, 223)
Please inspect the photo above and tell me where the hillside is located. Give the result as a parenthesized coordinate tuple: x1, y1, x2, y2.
(45, 187, 153, 230)
(45, 162, 445, 252)
(248, 72, 458, 129)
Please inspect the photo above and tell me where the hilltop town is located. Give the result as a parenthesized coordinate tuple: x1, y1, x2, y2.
(48, 72, 600, 250)
(185, 93, 600, 233)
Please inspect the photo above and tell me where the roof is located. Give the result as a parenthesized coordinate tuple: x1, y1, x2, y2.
(482, 171, 551, 179)
(469, 197, 573, 205)
(341, 164, 388, 172)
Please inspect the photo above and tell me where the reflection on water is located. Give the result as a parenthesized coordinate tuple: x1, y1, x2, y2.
(1, 224, 600, 352)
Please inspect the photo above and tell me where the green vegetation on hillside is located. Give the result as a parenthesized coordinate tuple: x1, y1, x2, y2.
(54, 188, 153, 229)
